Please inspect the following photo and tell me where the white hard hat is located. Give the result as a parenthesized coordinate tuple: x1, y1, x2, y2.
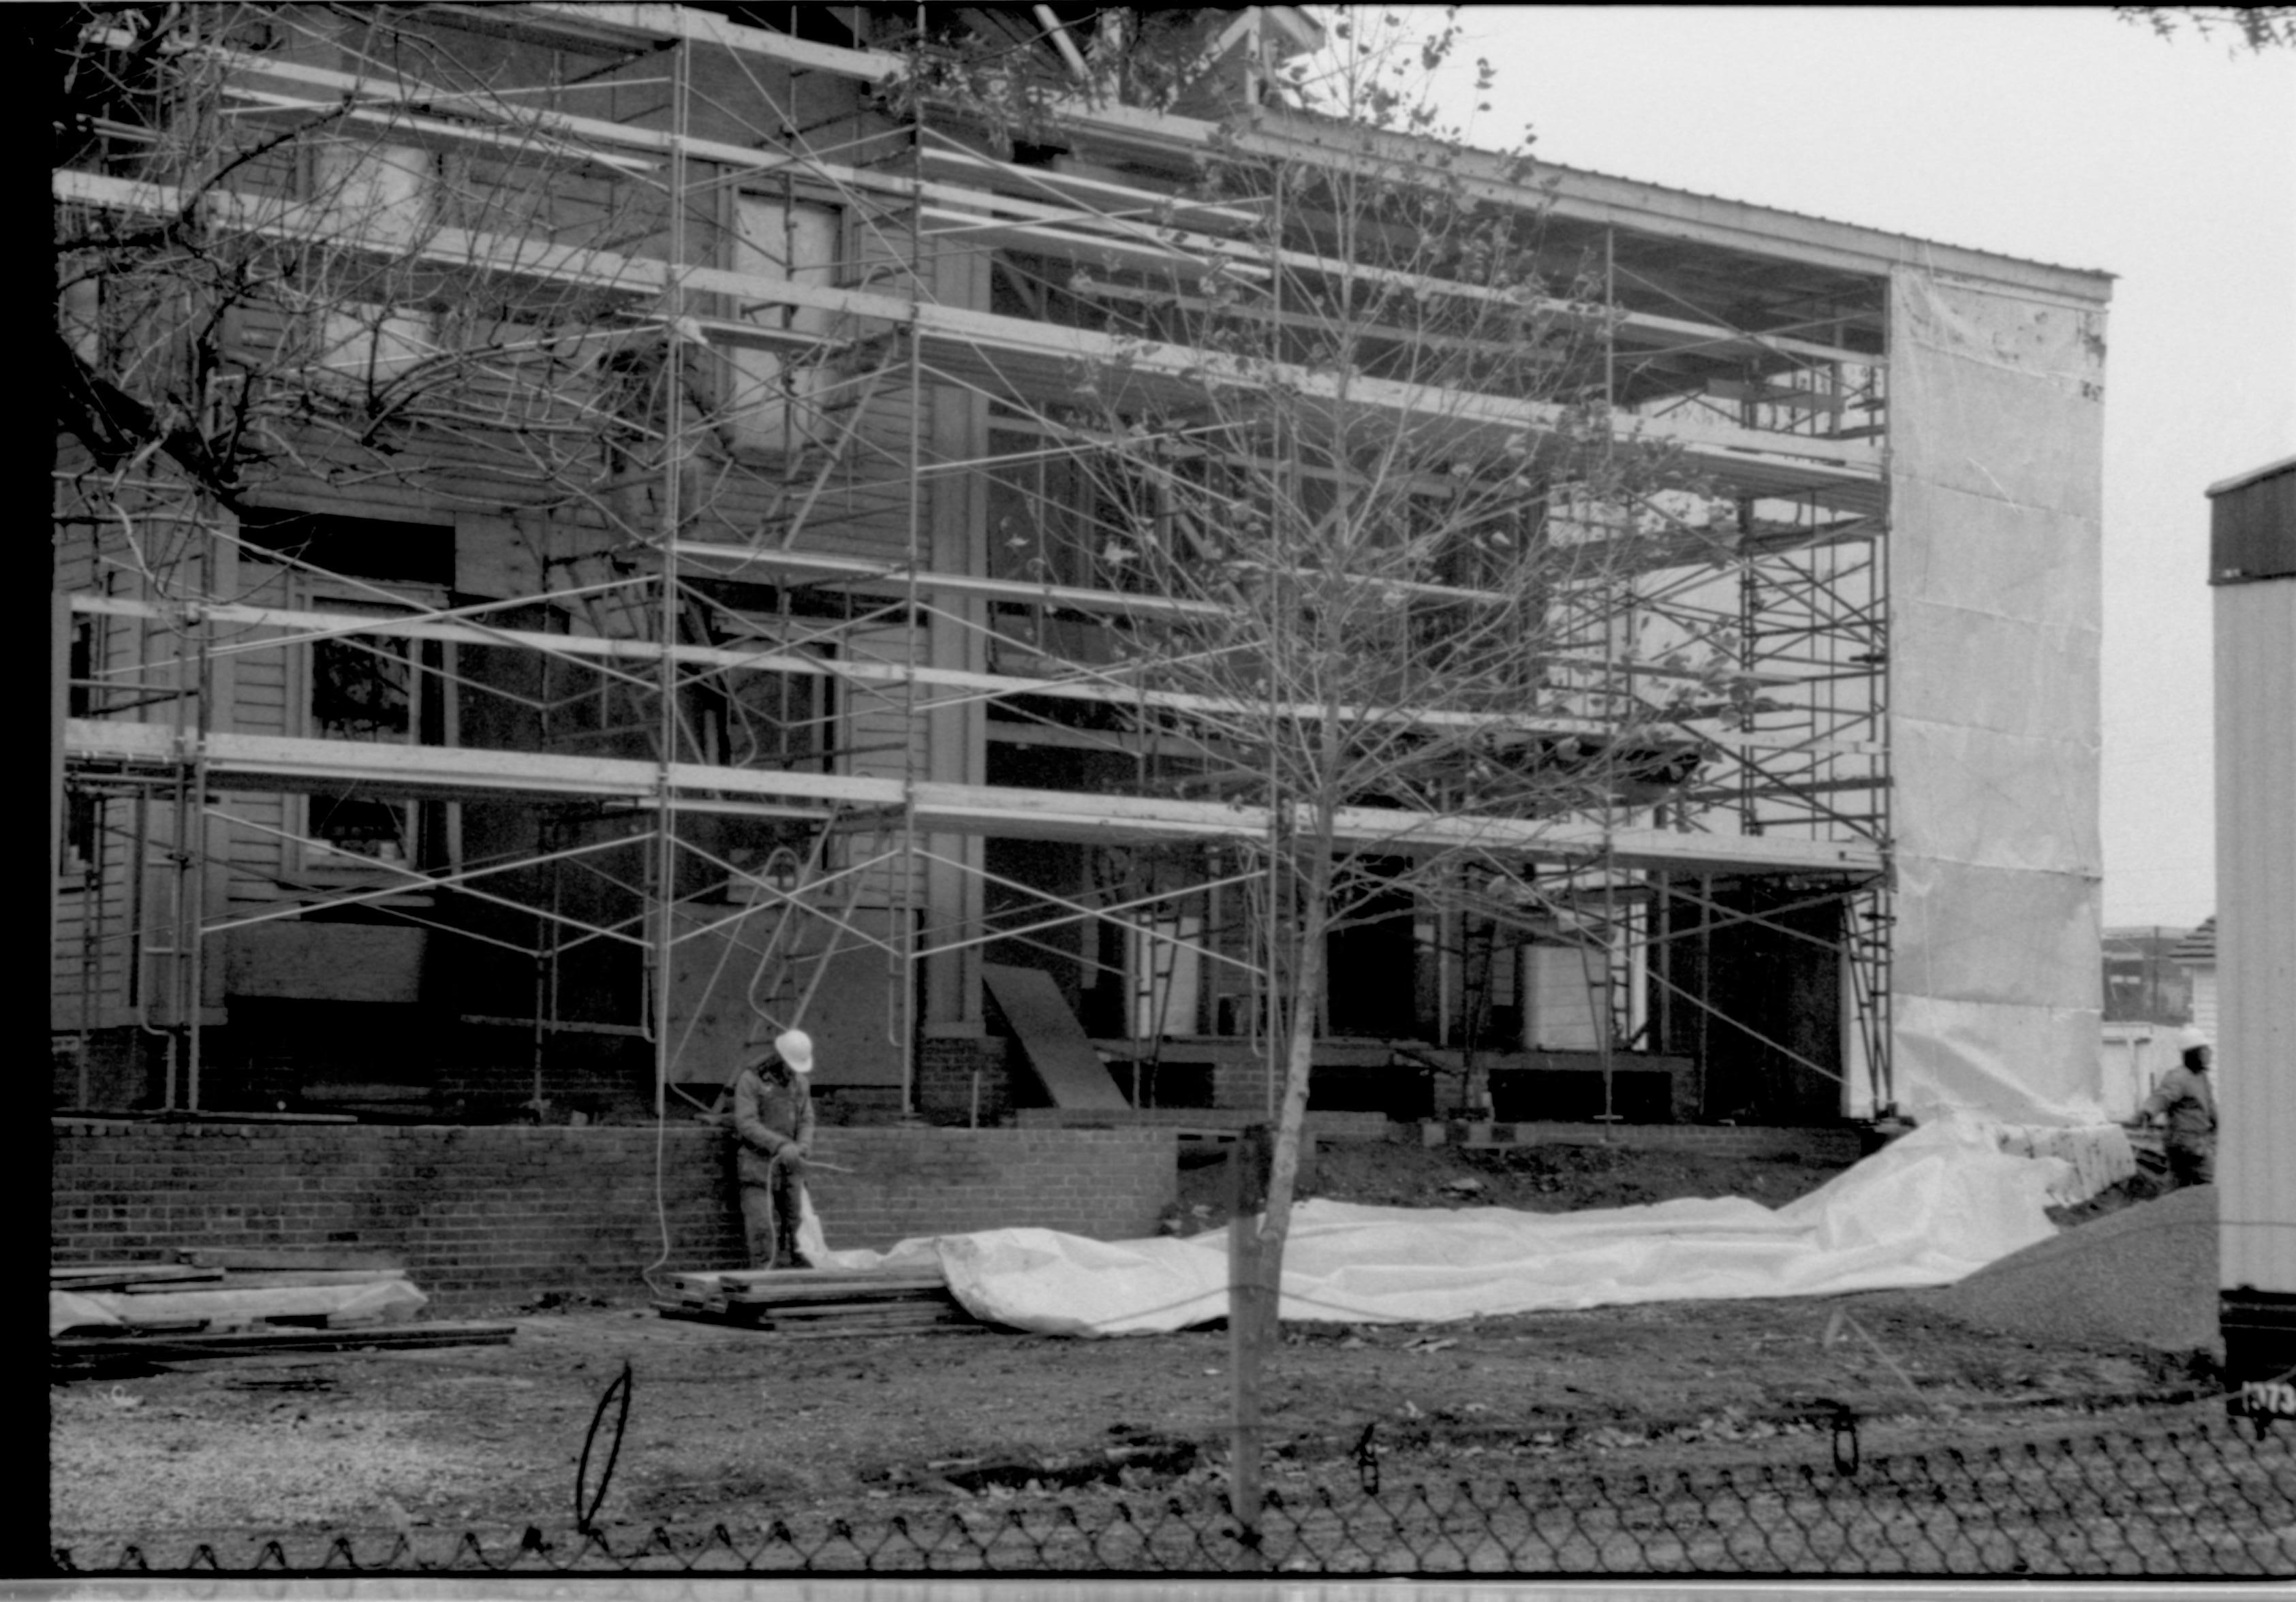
(774, 1028, 815, 1074)
(2175, 1026, 2213, 1054)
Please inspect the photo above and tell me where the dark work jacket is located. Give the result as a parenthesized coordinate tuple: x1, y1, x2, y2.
(2141, 1065, 2217, 1150)
(732, 1065, 814, 1187)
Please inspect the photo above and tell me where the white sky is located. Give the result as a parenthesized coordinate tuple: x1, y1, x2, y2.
(1418, 6, 2296, 931)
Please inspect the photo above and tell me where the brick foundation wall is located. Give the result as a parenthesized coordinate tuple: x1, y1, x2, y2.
(916, 1035, 1012, 1125)
(51, 1120, 1175, 1313)
(805, 1129, 1175, 1248)
(1212, 1055, 1273, 1112)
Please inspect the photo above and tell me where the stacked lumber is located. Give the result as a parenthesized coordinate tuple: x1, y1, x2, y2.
(50, 1248, 507, 1360)
(655, 1267, 980, 1336)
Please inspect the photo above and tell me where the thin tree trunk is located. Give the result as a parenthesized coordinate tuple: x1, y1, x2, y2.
(1226, 1124, 1270, 1553)
(1259, 851, 1329, 1258)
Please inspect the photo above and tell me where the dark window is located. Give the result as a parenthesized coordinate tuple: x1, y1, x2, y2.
(309, 633, 418, 863)
(241, 510, 454, 587)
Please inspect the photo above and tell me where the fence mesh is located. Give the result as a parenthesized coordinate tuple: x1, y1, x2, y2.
(55, 1414, 2296, 1576)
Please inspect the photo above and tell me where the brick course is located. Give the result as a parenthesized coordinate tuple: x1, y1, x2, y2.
(915, 1034, 1012, 1124)
(51, 1120, 1175, 1312)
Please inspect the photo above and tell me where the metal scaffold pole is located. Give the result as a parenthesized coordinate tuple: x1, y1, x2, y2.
(895, 4, 930, 1120)
(653, 34, 693, 1126)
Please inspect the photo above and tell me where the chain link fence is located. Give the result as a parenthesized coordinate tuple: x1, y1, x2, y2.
(55, 1413, 2296, 1576)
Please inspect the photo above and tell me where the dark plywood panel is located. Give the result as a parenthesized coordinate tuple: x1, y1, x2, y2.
(981, 962, 1130, 1110)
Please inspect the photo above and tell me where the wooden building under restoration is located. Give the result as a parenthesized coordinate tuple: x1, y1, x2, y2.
(50, 4, 2113, 1133)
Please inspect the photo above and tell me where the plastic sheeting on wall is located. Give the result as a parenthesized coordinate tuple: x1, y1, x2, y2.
(798, 1119, 2068, 1336)
(1888, 269, 2108, 1125)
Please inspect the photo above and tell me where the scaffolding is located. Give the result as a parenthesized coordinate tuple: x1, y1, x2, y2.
(52, 3, 1904, 1127)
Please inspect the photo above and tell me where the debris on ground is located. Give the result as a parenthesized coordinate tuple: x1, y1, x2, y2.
(49, 1251, 510, 1370)
(51, 1253, 426, 1340)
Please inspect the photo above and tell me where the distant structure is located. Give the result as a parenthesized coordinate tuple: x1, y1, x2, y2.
(2103, 925, 2194, 1026)
(2203, 454, 2296, 1385)
(2168, 917, 2218, 1039)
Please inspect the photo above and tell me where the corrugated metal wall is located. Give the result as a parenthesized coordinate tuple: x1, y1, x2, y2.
(2212, 477, 2296, 1293)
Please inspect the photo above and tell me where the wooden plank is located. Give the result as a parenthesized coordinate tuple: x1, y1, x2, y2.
(982, 963, 1132, 1111)
(72, 1284, 422, 1328)
(50, 1265, 224, 1291)
(178, 1246, 406, 1271)
(742, 1300, 962, 1320)
(51, 1322, 516, 1362)
(82, 593, 1858, 755)
(672, 1268, 946, 1293)
(128, 1269, 409, 1292)
(708, 1284, 954, 1310)
(653, 1302, 985, 1337)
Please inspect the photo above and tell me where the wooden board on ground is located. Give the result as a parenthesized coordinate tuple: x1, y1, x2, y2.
(654, 1301, 981, 1335)
(118, 1268, 408, 1292)
(667, 1274, 949, 1310)
(176, 1246, 406, 1272)
(657, 1281, 959, 1307)
(981, 963, 1131, 1110)
(742, 1300, 960, 1319)
(57, 1274, 432, 1347)
(680, 1266, 947, 1290)
(50, 1321, 516, 1364)
(51, 1264, 226, 1292)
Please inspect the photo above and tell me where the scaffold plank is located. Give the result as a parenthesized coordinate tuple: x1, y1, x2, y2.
(62, 719, 1881, 875)
(53, 174, 1887, 514)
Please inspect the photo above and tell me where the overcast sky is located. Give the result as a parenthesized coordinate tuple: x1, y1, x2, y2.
(1421, 6, 2295, 931)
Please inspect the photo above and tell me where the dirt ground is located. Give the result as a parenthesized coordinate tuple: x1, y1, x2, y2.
(50, 1136, 2207, 1552)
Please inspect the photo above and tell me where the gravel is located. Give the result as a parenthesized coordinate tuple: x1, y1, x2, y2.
(1936, 1185, 2219, 1355)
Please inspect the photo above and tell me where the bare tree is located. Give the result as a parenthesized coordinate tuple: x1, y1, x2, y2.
(54, 5, 674, 528)
(2115, 5, 2296, 49)
(912, 3, 1735, 1517)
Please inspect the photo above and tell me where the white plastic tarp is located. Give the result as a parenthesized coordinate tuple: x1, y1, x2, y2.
(48, 1276, 429, 1339)
(1887, 269, 2108, 1126)
(797, 1119, 2066, 1337)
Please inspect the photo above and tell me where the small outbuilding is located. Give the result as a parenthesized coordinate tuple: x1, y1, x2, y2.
(2203, 454, 2296, 1385)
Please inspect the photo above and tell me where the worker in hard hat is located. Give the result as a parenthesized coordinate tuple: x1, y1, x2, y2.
(2140, 1026, 2218, 1190)
(733, 1028, 816, 1269)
